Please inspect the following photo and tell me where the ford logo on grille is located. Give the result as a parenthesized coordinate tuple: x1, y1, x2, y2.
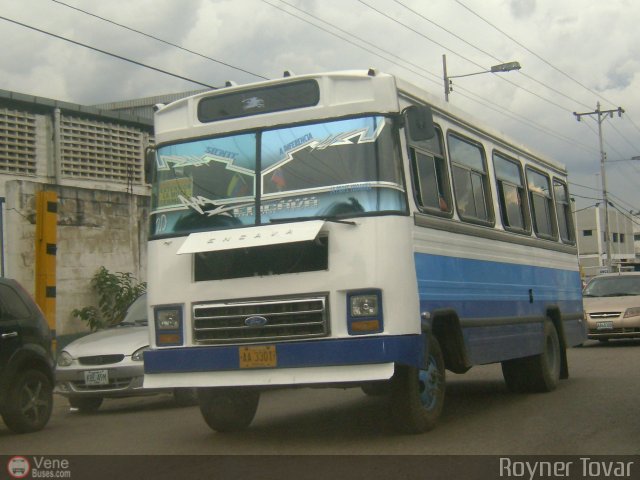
(245, 315, 268, 327)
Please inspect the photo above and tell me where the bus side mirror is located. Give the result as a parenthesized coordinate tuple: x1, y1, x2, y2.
(405, 105, 435, 141)
(144, 146, 156, 184)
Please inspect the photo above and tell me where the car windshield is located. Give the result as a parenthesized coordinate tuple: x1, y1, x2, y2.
(150, 115, 406, 237)
(118, 294, 148, 326)
(583, 276, 640, 297)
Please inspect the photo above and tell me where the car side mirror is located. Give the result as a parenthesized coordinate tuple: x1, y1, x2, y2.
(405, 105, 435, 141)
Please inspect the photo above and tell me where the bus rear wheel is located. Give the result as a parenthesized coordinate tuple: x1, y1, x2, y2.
(501, 319, 561, 393)
(390, 334, 445, 434)
(198, 387, 260, 432)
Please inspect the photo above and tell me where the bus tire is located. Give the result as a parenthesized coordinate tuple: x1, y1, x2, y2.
(501, 319, 561, 393)
(198, 387, 260, 432)
(389, 334, 445, 434)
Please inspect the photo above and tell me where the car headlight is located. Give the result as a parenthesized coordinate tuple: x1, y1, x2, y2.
(623, 307, 640, 318)
(347, 290, 383, 335)
(57, 351, 73, 367)
(132, 346, 150, 361)
(154, 305, 183, 346)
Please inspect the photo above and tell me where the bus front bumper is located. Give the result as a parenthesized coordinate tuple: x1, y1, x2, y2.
(143, 335, 422, 389)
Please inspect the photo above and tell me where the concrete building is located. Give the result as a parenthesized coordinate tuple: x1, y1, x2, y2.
(574, 205, 636, 278)
(0, 88, 205, 343)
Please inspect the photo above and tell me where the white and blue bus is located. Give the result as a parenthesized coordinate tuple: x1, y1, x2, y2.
(143, 70, 586, 433)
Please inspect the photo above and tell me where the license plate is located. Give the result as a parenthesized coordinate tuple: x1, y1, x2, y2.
(84, 369, 109, 386)
(239, 345, 277, 368)
(596, 321, 614, 330)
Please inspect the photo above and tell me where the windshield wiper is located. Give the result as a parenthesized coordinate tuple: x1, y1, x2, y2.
(269, 216, 357, 226)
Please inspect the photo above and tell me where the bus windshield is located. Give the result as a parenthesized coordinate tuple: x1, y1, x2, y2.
(150, 115, 406, 237)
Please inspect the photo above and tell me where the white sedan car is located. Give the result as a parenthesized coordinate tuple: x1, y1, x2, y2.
(55, 294, 195, 412)
(583, 272, 640, 342)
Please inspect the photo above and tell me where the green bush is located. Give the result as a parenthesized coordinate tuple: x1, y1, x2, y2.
(72, 266, 146, 331)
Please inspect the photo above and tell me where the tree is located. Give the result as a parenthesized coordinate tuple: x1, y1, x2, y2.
(72, 267, 146, 331)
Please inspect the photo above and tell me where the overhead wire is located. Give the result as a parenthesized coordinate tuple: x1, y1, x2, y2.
(452, 0, 619, 109)
(356, 0, 585, 115)
(0, 15, 217, 89)
(261, 0, 443, 85)
(49, 0, 268, 81)
(453, 0, 640, 139)
(265, 0, 596, 154)
(4, 1, 637, 207)
(391, 0, 594, 111)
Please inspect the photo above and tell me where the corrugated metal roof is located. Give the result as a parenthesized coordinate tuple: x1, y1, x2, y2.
(92, 89, 208, 110)
(0, 88, 154, 128)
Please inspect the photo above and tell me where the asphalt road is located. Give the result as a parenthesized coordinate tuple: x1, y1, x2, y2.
(2, 339, 639, 456)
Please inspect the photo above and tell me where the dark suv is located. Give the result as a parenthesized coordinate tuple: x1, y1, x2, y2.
(0, 278, 54, 433)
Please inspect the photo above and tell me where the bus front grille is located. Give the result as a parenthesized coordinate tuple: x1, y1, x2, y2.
(192, 295, 329, 344)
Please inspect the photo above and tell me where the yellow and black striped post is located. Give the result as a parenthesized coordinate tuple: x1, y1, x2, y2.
(35, 190, 57, 349)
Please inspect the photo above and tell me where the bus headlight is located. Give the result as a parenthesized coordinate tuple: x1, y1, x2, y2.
(154, 305, 183, 346)
(347, 290, 383, 335)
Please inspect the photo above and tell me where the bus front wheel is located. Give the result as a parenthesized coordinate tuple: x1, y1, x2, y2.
(390, 334, 445, 434)
(198, 387, 260, 432)
(501, 319, 561, 393)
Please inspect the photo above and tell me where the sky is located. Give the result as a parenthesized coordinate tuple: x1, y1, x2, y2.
(1, 0, 639, 216)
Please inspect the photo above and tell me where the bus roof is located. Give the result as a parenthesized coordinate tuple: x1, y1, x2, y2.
(153, 69, 567, 175)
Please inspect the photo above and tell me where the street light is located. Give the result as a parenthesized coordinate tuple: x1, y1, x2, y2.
(442, 54, 521, 102)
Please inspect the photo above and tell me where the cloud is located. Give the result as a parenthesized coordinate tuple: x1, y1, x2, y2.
(508, 0, 536, 19)
(1, 0, 638, 211)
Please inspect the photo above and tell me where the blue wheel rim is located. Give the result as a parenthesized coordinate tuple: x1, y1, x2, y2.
(418, 354, 441, 411)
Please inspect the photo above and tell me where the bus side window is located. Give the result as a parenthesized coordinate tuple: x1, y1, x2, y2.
(553, 179, 575, 243)
(526, 167, 557, 240)
(408, 126, 452, 215)
(493, 152, 530, 234)
(448, 133, 494, 225)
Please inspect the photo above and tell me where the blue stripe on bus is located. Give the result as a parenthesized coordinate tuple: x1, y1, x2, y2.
(414, 252, 584, 364)
(144, 335, 423, 374)
(415, 252, 582, 314)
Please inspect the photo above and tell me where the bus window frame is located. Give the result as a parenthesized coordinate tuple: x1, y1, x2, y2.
(492, 150, 532, 236)
(525, 166, 559, 241)
(447, 130, 495, 227)
(407, 125, 453, 218)
(552, 178, 576, 245)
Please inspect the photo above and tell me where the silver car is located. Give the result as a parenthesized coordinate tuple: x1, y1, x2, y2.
(583, 272, 640, 342)
(55, 294, 195, 412)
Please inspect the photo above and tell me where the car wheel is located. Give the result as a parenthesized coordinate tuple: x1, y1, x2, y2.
(502, 319, 561, 393)
(389, 334, 445, 434)
(68, 396, 103, 413)
(198, 387, 260, 432)
(1, 369, 53, 434)
(173, 388, 198, 407)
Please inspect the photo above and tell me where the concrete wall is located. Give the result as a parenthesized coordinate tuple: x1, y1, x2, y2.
(5, 179, 148, 337)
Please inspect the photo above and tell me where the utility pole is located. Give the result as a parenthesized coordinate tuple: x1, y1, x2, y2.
(574, 102, 624, 272)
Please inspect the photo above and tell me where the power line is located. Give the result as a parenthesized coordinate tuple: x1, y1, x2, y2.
(392, 0, 593, 111)
(265, 0, 595, 154)
(50, 0, 268, 81)
(0, 15, 216, 89)
(262, 0, 442, 85)
(452, 0, 620, 110)
(356, 0, 586, 116)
